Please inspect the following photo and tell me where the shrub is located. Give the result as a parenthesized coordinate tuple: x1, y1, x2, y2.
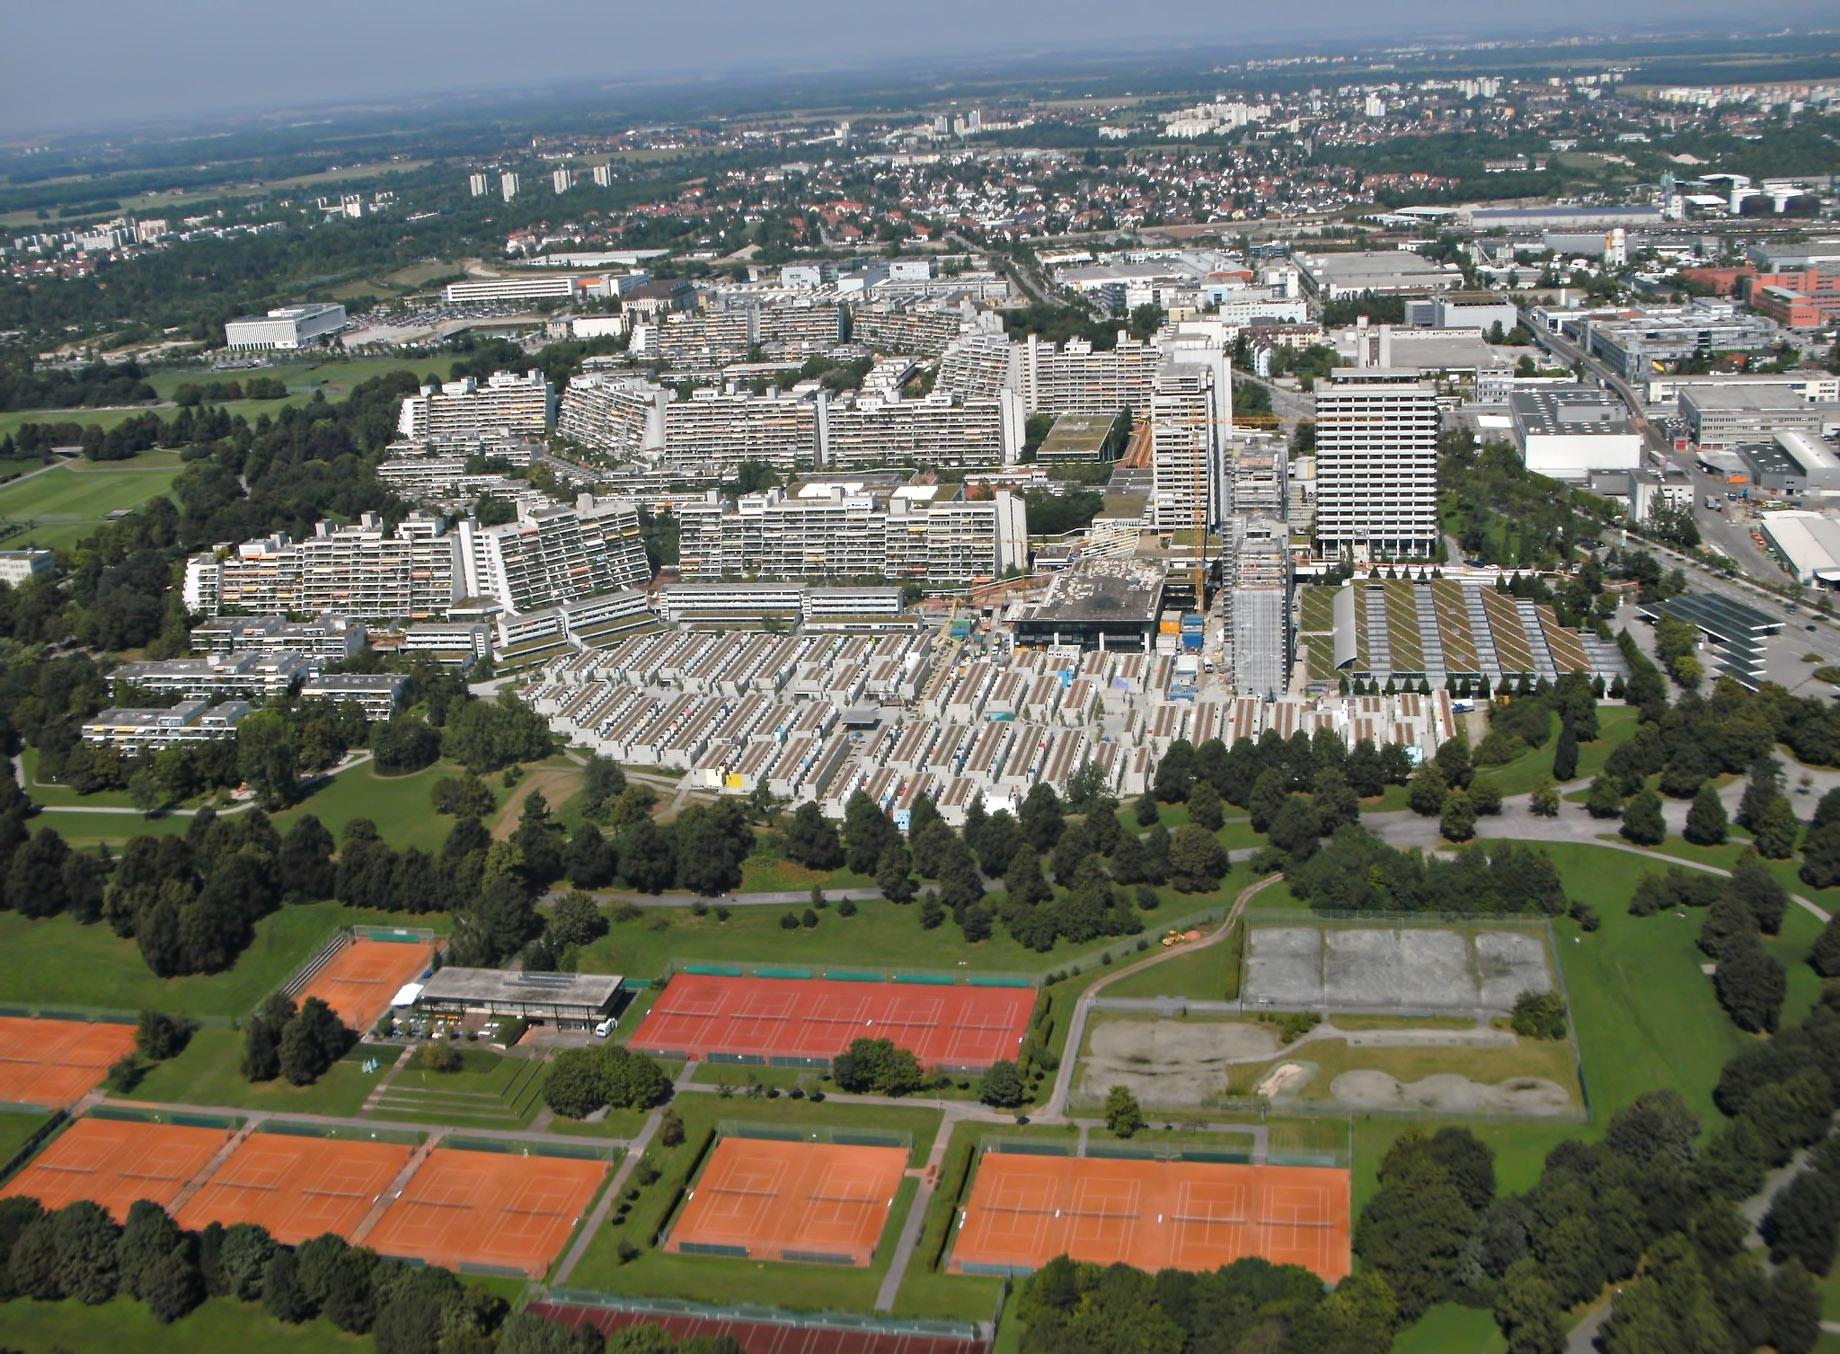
(1510, 989, 1568, 1040)
(415, 1043, 464, 1073)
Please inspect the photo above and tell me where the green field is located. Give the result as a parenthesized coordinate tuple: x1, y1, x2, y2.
(370, 1047, 548, 1129)
(0, 1109, 51, 1168)
(0, 454, 186, 551)
(0, 1296, 366, 1354)
(273, 758, 489, 854)
(1480, 705, 1640, 795)
(0, 902, 437, 1019)
(1390, 1303, 1507, 1354)
(121, 1029, 382, 1117)
(575, 880, 1229, 981)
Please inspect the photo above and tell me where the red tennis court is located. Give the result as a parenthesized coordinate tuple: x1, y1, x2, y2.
(949, 1153, 1350, 1282)
(629, 976, 1033, 1071)
(528, 1301, 989, 1354)
(0, 1017, 138, 1108)
(177, 1131, 411, 1244)
(666, 1137, 908, 1266)
(298, 937, 437, 1032)
(0, 1117, 229, 1221)
(366, 1146, 607, 1277)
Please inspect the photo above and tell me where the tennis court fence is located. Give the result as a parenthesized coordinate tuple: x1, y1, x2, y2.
(717, 1120, 912, 1152)
(86, 1104, 241, 1131)
(443, 1134, 621, 1162)
(662, 960, 1035, 989)
(537, 1290, 990, 1347)
(0, 1109, 66, 1186)
(258, 1120, 425, 1147)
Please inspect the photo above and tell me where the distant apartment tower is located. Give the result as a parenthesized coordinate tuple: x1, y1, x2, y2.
(1312, 377, 1440, 557)
(500, 172, 520, 202)
(224, 303, 346, 351)
(457, 496, 651, 612)
(552, 167, 571, 194)
(468, 172, 489, 198)
(1150, 363, 1223, 531)
(591, 163, 614, 188)
(557, 373, 668, 459)
(398, 370, 556, 441)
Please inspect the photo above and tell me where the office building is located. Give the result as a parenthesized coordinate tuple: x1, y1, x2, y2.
(1582, 303, 1779, 380)
(500, 172, 520, 202)
(0, 549, 52, 587)
(1313, 376, 1440, 557)
(1509, 386, 1643, 479)
(1681, 385, 1826, 449)
(457, 495, 651, 613)
(223, 303, 346, 351)
(468, 172, 489, 198)
(441, 275, 625, 306)
(81, 700, 252, 752)
(398, 370, 555, 441)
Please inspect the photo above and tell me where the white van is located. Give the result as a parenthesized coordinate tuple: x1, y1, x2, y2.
(593, 1017, 616, 1039)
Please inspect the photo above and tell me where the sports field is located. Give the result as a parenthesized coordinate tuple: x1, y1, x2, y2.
(948, 1151, 1350, 1282)
(296, 936, 438, 1033)
(665, 1138, 908, 1266)
(629, 975, 1034, 1071)
(365, 1146, 607, 1277)
(1242, 921, 1552, 1013)
(176, 1131, 410, 1244)
(0, 455, 186, 552)
(0, 1017, 138, 1107)
(0, 1117, 229, 1220)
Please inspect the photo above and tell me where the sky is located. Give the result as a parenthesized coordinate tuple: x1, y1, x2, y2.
(0, 0, 1827, 139)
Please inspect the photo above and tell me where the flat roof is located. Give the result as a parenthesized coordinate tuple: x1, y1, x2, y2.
(418, 968, 622, 1006)
(1639, 592, 1781, 639)
(1038, 413, 1113, 456)
(1737, 442, 1801, 477)
(1681, 385, 1810, 411)
(1510, 385, 1636, 437)
(1013, 561, 1165, 626)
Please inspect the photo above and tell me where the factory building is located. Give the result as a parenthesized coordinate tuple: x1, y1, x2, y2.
(1509, 385, 1643, 479)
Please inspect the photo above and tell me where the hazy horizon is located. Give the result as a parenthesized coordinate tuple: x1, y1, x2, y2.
(3, 0, 1834, 141)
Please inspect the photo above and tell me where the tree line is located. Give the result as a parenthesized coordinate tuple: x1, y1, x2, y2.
(0, 1190, 736, 1353)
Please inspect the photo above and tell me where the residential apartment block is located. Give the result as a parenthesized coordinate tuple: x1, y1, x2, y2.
(675, 482, 1026, 585)
(557, 372, 667, 456)
(112, 652, 318, 702)
(1312, 376, 1441, 557)
(81, 700, 252, 751)
(184, 513, 459, 620)
(1150, 362, 1226, 531)
(397, 370, 556, 441)
(456, 496, 651, 613)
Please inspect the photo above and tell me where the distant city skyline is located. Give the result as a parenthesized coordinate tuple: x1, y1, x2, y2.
(2, 0, 1834, 138)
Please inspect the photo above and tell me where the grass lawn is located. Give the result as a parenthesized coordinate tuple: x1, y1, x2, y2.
(370, 1047, 547, 1129)
(0, 455, 187, 552)
(736, 857, 876, 896)
(1481, 706, 1640, 797)
(121, 1029, 381, 1117)
(1099, 924, 1239, 1002)
(0, 1296, 367, 1354)
(576, 881, 1238, 982)
(1390, 1303, 1506, 1354)
(565, 1094, 942, 1306)
(273, 759, 486, 853)
(891, 1120, 1012, 1321)
(0, 902, 436, 1019)
(0, 1109, 50, 1168)
(31, 809, 194, 847)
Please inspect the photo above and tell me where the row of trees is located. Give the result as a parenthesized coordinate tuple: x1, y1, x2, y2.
(0, 1191, 709, 1352)
(242, 993, 355, 1087)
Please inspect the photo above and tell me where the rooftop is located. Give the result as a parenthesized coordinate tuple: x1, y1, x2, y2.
(1638, 592, 1781, 638)
(1681, 385, 1811, 412)
(418, 968, 622, 1006)
(1509, 385, 1636, 437)
(1013, 560, 1166, 626)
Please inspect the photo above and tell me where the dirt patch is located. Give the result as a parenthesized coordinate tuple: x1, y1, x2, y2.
(490, 768, 583, 841)
(1327, 1070, 1575, 1116)
(1255, 1061, 1315, 1098)
(1078, 1018, 1282, 1106)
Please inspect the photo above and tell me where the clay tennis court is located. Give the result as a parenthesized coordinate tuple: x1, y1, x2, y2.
(527, 1301, 989, 1354)
(949, 1153, 1350, 1282)
(0, 1117, 229, 1221)
(0, 1017, 139, 1108)
(630, 976, 1033, 1070)
(177, 1132, 411, 1244)
(298, 937, 438, 1032)
(666, 1137, 908, 1266)
(366, 1146, 607, 1277)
